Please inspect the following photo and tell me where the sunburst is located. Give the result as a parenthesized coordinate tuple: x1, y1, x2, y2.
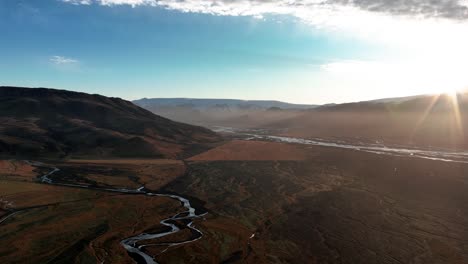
(411, 89, 464, 144)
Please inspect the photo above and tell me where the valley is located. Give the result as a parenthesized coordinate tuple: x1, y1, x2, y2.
(2, 132, 468, 263)
(1, 88, 468, 264)
(4, 1, 468, 262)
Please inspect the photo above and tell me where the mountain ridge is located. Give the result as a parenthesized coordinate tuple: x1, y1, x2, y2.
(133, 97, 317, 110)
(0, 86, 220, 159)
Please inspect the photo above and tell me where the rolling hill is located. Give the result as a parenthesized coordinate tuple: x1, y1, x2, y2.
(267, 93, 468, 149)
(0, 87, 220, 159)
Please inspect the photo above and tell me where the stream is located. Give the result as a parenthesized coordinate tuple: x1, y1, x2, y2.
(8, 127, 468, 262)
(22, 161, 206, 264)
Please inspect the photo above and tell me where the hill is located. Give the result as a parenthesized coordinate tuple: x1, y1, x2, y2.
(315, 93, 462, 112)
(267, 93, 468, 149)
(0, 87, 220, 159)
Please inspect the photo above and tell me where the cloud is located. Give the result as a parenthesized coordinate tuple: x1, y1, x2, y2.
(59, 0, 468, 50)
(61, 0, 468, 21)
(59, 0, 468, 51)
(60, 0, 468, 85)
(320, 59, 468, 95)
(62, 0, 92, 5)
(330, 0, 468, 20)
(63, 0, 155, 7)
(50, 55, 79, 65)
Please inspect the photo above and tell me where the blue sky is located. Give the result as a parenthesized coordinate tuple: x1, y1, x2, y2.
(1, 0, 468, 104)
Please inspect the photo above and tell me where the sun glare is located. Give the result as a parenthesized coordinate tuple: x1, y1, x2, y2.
(432, 85, 467, 98)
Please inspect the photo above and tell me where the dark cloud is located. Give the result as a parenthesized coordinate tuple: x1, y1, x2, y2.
(62, 0, 468, 20)
(329, 0, 468, 19)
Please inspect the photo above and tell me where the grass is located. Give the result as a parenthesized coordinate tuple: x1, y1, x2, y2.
(4, 142, 468, 263)
(0, 160, 186, 264)
(0, 193, 179, 263)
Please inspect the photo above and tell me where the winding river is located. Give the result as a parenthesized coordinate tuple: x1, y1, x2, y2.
(22, 161, 206, 264)
(121, 192, 206, 264)
(7, 128, 468, 262)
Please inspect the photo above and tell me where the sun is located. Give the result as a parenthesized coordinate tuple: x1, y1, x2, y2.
(412, 85, 465, 141)
(431, 86, 463, 98)
(443, 85, 461, 97)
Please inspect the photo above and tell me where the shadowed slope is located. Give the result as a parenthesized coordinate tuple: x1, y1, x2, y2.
(0, 87, 220, 159)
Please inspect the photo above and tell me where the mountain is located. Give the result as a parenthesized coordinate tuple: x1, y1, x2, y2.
(367, 94, 426, 104)
(0, 87, 220, 159)
(133, 98, 316, 110)
(266, 93, 468, 150)
(133, 98, 316, 127)
(315, 93, 468, 112)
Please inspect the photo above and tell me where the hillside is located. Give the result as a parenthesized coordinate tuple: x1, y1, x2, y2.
(0, 87, 220, 159)
(267, 93, 468, 149)
(315, 93, 464, 112)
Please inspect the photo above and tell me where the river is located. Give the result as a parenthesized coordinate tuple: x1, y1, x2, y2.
(212, 126, 468, 163)
(21, 161, 206, 264)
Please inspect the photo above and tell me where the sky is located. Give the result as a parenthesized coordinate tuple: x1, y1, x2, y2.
(2, 0, 468, 104)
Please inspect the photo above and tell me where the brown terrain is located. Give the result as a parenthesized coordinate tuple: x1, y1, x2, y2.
(3, 140, 467, 263)
(0, 182, 181, 264)
(163, 143, 468, 264)
(59, 159, 186, 190)
(189, 140, 307, 161)
(2, 89, 468, 264)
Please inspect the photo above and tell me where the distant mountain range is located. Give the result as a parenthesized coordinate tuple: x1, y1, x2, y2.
(132, 95, 442, 128)
(0, 87, 220, 159)
(134, 93, 468, 150)
(3, 87, 465, 157)
(133, 95, 436, 112)
(267, 92, 468, 150)
(133, 98, 317, 110)
(132, 98, 317, 127)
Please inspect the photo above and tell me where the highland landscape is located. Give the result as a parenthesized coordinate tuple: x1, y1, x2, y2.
(2, 0, 468, 263)
(1, 87, 468, 263)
